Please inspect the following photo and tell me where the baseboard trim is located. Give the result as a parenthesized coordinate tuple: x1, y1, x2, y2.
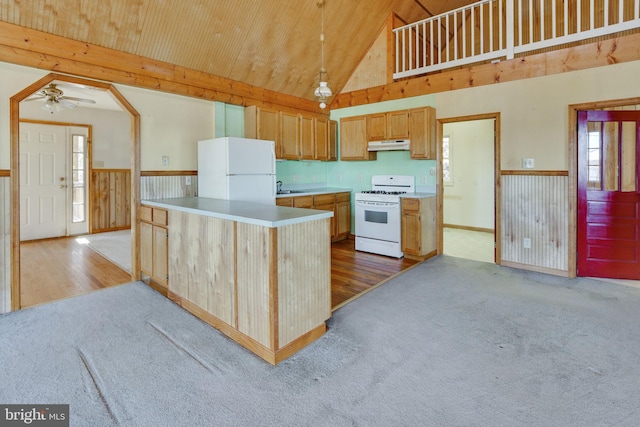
(444, 224, 494, 234)
(501, 260, 569, 277)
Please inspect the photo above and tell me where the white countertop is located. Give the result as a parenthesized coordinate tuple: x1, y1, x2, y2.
(275, 187, 352, 198)
(142, 197, 333, 228)
(401, 192, 436, 199)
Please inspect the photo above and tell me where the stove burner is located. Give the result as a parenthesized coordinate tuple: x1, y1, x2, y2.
(359, 190, 407, 195)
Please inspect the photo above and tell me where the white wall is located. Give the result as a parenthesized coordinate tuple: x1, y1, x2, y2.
(20, 102, 131, 169)
(435, 61, 640, 170)
(443, 119, 495, 230)
(0, 61, 217, 171)
(116, 85, 215, 170)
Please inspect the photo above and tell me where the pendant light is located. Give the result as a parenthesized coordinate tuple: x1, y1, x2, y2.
(314, 0, 332, 109)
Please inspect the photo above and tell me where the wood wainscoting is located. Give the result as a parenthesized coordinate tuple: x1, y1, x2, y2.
(91, 169, 131, 233)
(501, 171, 569, 275)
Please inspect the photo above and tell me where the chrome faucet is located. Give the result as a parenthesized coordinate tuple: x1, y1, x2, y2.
(276, 180, 283, 193)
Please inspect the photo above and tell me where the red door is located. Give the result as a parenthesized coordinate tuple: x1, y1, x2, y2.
(577, 110, 640, 279)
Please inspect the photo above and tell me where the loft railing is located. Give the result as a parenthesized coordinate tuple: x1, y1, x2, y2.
(393, 0, 640, 79)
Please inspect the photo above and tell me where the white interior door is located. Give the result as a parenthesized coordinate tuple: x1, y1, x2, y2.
(20, 123, 68, 241)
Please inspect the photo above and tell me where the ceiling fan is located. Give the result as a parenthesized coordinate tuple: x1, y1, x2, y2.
(24, 83, 96, 113)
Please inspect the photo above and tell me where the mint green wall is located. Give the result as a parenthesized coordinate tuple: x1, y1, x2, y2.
(277, 94, 438, 194)
(214, 102, 245, 138)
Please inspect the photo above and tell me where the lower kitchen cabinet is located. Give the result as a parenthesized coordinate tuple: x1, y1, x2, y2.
(140, 205, 168, 294)
(276, 191, 350, 242)
(401, 197, 436, 260)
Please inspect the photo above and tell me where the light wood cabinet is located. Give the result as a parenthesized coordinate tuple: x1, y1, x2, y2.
(276, 191, 351, 241)
(314, 116, 329, 160)
(246, 105, 335, 161)
(387, 110, 410, 139)
(340, 115, 376, 161)
(401, 197, 436, 260)
(367, 111, 409, 141)
(409, 106, 436, 159)
(329, 120, 338, 161)
(366, 113, 387, 141)
(300, 114, 314, 160)
(140, 205, 169, 293)
(280, 111, 300, 160)
(244, 105, 281, 156)
(335, 192, 351, 240)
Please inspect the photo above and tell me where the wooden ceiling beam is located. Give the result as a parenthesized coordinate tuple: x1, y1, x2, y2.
(332, 32, 640, 109)
(0, 21, 326, 115)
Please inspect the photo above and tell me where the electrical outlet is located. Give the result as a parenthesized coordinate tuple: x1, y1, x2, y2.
(162, 156, 169, 167)
(429, 167, 436, 176)
(523, 237, 531, 249)
(185, 176, 192, 185)
(421, 175, 427, 184)
(293, 175, 299, 182)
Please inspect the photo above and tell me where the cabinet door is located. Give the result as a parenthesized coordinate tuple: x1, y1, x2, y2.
(153, 225, 168, 287)
(409, 107, 436, 159)
(300, 114, 315, 160)
(140, 220, 153, 276)
(245, 106, 281, 156)
(329, 120, 338, 161)
(387, 110, 409, 139)
(280, 111, 300, 159)
(401, 211, 421, 255)
(367, 113, 387, 141)
(314, 117, 329, 160)
(335, 200, 351, 240)
(340, 116, 374, 161)
(314, 203, 336, 240)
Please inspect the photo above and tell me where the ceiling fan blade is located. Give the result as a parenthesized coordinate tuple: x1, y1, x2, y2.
(24, 96, 47, 102)
(59, 98, 77, 109)
(60, 96, 96, 104)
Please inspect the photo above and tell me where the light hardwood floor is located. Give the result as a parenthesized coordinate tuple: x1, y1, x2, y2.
(20, 235, 418, 310)
(20, 236, 132, 308)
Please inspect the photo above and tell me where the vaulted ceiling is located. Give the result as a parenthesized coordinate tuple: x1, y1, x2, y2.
(0, 0, 478, 104)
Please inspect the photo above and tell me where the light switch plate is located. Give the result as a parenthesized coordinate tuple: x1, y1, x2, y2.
(522, 158, 534, 169)
(162, 156, 169, 166)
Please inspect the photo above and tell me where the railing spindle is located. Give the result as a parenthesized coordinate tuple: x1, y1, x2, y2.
(590, 0, 595, 30)
(578, 0, 582, 33)
(529, 0, 533, 43)
(552, 0, 557, 38)
(541, 0, 545, 41)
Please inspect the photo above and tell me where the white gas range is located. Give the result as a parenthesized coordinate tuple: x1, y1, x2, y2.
(355, 175, 415, 258)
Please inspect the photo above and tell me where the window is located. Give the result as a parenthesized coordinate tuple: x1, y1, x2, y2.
(71, 134, 86, 223)
(442, 135, 452, 184)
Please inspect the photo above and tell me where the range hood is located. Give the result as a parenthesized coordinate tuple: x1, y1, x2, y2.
(367, 139, 410, 151)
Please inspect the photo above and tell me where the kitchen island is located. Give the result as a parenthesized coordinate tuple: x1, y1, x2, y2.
(142, 197, 333, 364)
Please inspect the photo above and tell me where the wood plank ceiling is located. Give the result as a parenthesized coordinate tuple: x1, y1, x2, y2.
(0, 0, 477, 103)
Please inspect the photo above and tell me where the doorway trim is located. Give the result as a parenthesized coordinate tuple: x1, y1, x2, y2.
(437, 113, 501, 264)
(10, 73, 141, 310)
(568, 96, 640, 278)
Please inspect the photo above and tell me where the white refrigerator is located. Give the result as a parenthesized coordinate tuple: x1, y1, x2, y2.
(197, 137, 276, 205)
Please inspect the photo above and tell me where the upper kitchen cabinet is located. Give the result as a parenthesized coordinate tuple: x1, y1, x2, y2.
(280, 111, 301, 160)
(300, 113, 315, 160)
(387, 110, 410, 139)
(409, 107, 436, 159)
(314, 116, 329, 160)
(245, 105, 334, 161)
(244, 105, 281, 155)
(340, 115, 376, 161)
(366, 113, 387, 141)
(367, 111, 410, 141)
(329, 120, 337, 161)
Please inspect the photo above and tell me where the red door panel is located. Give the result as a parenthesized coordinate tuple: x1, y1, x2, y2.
(577, 110, 640, 279)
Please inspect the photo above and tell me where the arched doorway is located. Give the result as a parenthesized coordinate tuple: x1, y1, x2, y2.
(10, 73, 141, 310)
